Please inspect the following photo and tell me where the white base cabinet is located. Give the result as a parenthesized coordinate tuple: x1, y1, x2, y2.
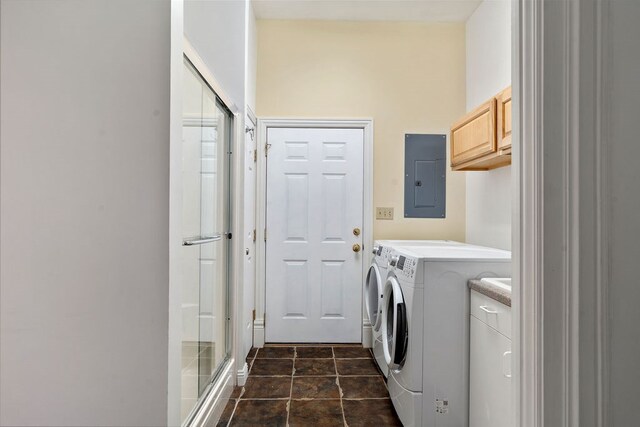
(469, 290, 512, 427)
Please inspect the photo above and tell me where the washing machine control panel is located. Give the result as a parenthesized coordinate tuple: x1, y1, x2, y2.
(394, 255, 418, 282)
(373, 245, 394, 266)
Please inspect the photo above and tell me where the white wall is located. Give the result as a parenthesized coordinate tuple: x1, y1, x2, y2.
(465, 0, 512, 250)
(0, 1, 171, 425)
(608, 1, 640, 423)
(184, 0, 246, 110)
(247, 2, 258, 111)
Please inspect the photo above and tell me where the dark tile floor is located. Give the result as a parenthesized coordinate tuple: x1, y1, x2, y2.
(217, 345, 402, 426)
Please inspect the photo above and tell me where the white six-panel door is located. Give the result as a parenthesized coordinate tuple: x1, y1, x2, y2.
(265, 127, 364, 343)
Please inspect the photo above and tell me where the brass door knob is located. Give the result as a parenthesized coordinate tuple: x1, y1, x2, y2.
(353, 227, 361, 236)
(352, 243, 361, 253)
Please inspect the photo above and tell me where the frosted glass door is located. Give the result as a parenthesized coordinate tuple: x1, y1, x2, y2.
(180, 59, 231, 424)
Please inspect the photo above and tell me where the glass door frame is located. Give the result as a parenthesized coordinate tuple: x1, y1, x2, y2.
(180, 47, 237, 427)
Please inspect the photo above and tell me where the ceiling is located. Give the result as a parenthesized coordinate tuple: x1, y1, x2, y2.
(252, 0, 483, 23)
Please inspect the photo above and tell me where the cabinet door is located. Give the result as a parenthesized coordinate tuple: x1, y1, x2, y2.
(497, 86, 512, 153)
(450, 98, 497, 167)
(469, 316, 512, 427)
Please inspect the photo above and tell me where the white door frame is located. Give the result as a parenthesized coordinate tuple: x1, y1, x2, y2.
(515, 0, 610, 426)
(254, 118, 374, 347)
(513, 0, 541, 424)
(247, 1, 613, 423)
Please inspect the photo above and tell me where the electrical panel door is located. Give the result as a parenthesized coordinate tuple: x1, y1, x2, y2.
(404, 134, 446, 218)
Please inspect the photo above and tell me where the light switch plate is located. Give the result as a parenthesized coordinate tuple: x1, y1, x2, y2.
(376, 207, 394, 220)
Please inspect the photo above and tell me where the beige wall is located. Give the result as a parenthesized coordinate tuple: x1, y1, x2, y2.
(256, 20, 466, 240)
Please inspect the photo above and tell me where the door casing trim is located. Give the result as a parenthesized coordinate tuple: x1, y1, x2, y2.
(254, 118, 374, 347)
(515, 0, 611, 425)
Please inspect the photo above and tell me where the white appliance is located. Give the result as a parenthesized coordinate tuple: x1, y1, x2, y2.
(365, 240, 463, 378)
(381, 245, 511, 427)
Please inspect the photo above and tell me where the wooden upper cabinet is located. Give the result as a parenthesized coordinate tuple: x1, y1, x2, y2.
(497, 86, 512, 153)
(450, 86, 512, 171)
(450, 98, 497, 168)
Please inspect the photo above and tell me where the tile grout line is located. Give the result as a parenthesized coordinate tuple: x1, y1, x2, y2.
(249, 374, 380, 378)
(236, 397, 290, 401)
(333, 347, 348, 427)
(227, 347, 257, 426)
(238, 397, 353, 401)
(224, 398, 240, 427)
(285, 347, 296, 427)
(329, 374, 381, 377)
(247, 347, 258, 375)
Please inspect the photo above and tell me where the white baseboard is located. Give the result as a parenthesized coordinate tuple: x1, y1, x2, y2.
(189, 359, 233, 427)
(362, 319, 373, 348)
(236, 362, 249, 386)
(253, 318, 265, 348)
(255, 317, 372, 347)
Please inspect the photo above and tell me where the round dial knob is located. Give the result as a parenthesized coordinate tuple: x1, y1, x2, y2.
(372, 245, 380, 254)
(389, 255, 399, 267)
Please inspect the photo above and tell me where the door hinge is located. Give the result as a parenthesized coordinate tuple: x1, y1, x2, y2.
(253, 149, 257, 163)
(252, 309, 256, 321)
(252, 229, 256, 242)
(264, 228, 267, 241)
(264, 312, 266, 328)
(265, 143, 272, 157)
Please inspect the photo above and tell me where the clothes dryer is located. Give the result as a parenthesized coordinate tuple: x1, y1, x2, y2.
(366, 240, 462, 377)
(381, 244, 511, 426)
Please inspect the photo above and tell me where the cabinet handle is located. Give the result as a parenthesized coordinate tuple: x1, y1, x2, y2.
(503, 350, 512, 378)
(479, 305, 498, 314)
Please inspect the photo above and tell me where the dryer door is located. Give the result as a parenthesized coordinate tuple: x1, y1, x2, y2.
(365, 261, 383, 332)
(381, 276, 408, 371)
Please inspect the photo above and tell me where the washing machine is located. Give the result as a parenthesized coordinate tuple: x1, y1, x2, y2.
(381, 244, 511, 427)
(365, 240, 463, 378)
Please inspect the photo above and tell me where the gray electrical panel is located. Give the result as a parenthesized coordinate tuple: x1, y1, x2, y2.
(404, 134, 446, 218)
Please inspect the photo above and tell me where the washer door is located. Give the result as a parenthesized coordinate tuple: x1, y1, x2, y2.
(365, 262, 383, 331)
(381, 276, 408, 371)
